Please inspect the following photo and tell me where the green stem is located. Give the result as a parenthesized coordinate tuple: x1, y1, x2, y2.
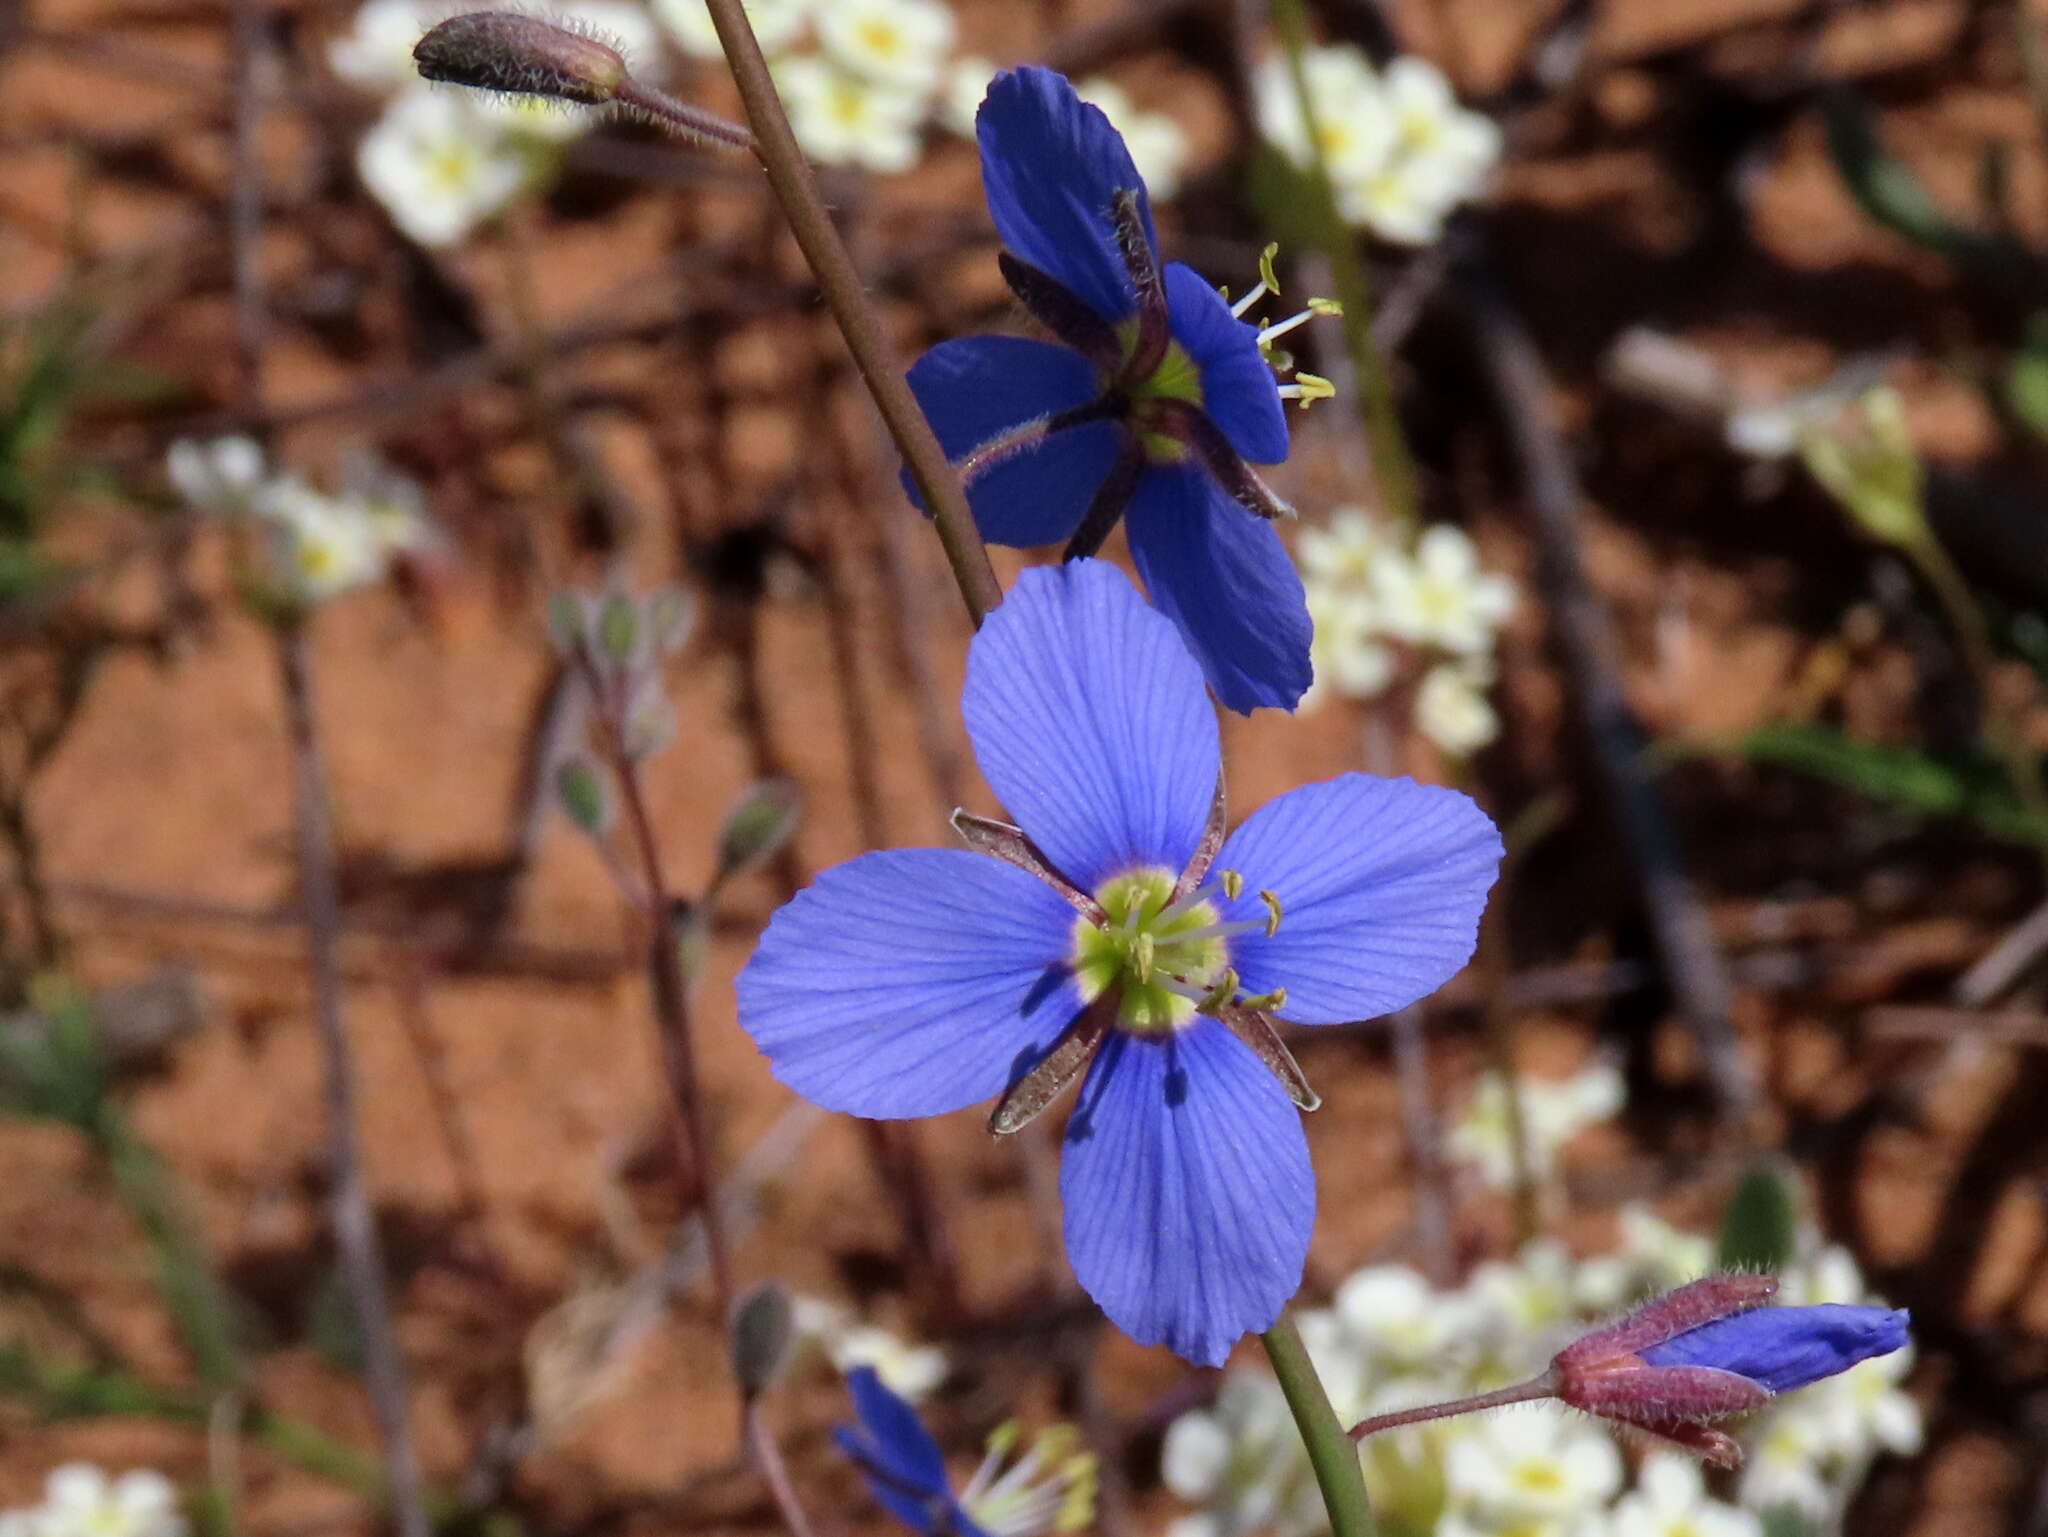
(1260, 1312, 1379, 1537)
(1267, 0, 1418, 524)
(701, 0, 1002, 628)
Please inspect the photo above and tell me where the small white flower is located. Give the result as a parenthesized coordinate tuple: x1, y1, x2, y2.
(786, 1294, 947, 1400)
(342, 455, 439, 558)
(1332, 1265, 1479, 1374)
(167, 436, 267, 513)
(1738, 1405, 1838, 1520)
(1371, 523, 1515, 655)
(1465, 1240, 1580, 1343)
(357, 87, 531, 246)
(257, 479, 387, 601)
(815, 0, 953, 91)
(1611, 1457, 1761, 1537)
(1256, 47, 1395, 188)
(1449, 1063, 1621, 1189)
(1416, 658, 1500, 755)
(38, 1466, 184, 1537)
(1381, 56, 1501, 186)
(774, 55, 928, 171)
(653, 0, 810, 58)
(1297, 507, 1394, 585)
(329, 0, 433, 92)
(1444, 1407, 1623, 1527)
(1573, 1205, 1714, 1313)
(1161, 1412, 1235, 1500)
(1075, 77, 1190, 200)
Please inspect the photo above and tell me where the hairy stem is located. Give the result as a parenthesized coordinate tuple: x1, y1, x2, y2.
(1347, 1374, 1556, 1441)
(702, 0, 1001, 626)
(1260, 1312, 1379, 1537)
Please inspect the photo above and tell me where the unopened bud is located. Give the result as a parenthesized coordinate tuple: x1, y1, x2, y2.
(555, 756, 611, 837)
(714, 779, 802, 885)
(730, 1281, 795, 1396)
(414, 11, 627, 106)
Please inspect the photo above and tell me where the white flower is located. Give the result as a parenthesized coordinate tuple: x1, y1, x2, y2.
(329, 0, 433, 92)
(1794, 1344, 1921, 1464)
(342, 455, 439, 558)
(1611, 1457, 1761, 1537)
(257, 479, 387, 601)
(167, 435, 267, 513)
(941, 54, 995, 136)
(36, 1466, 184, 1537)
(1416, 658, 1500, 755)
(1075, 77, 1189, 200)
(1465, 1240, 1579, 1344)
(1161, 1412, 1234, 1500)
(1370, 523, 1515, 655)
(1738, 1405, 1838, 1520)
(1256, 47, 1395, 188)
(654, 0, 812, 56)
(1162, 1373, 1311, 1537)
(1332, 1264, 1479, 1375)
(357, 88, 532, 246)
(1381, 55, 1501, 186)
(815, 0, 953, 91)
(1573, 1205, 1715, 1313)
(1449, 1063, 1622, 1189)
(1306, 594, 1396, 706)
(1444, 1407, 1622, 1528)
(786, 1294, 947, 1400)
(1297, 507, 1394, 585)
(774, 55, 927, 171)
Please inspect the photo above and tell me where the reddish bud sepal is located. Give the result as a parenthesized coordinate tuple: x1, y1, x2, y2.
(1551, 1273, 1777, 1466)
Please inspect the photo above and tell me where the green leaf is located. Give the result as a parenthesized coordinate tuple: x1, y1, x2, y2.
(1718, 1162, 1800, 1273)
(1823, 94, 2032, 274)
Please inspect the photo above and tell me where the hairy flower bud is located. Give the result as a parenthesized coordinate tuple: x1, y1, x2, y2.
(413, 11, 627, 106)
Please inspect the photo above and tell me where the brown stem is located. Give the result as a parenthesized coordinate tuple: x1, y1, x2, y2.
(701, 0, 1002, 627)
(744, 1400, 819, 1537)
(275, 627, 432, 1537)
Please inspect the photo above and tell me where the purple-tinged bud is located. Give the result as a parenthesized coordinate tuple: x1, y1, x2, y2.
(1554, 1272, 1777, 1372)
(414, 11, 627, 106)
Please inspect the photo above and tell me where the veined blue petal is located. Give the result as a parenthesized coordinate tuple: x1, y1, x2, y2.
(962, 560, 1219, 894)
(1124, 465, 1313, 714)
(1217, 773, 1501, 1024)
(904, 335, 1120, 548)
(977, 67, 1153, 325)
(1164, 263, 1289, 465)
(737, 849, 1078, 1118)
(836, 1367, 980, 1536)
(1641, 1304, 1911, 1395)
(1060, 1019, 1313, 1367)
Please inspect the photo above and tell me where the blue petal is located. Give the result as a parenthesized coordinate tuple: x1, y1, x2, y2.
(1641, 1304, 1911, 1395)
(962, 560, 1220, 894)
(1215, 774, 1501, 1024)
(1060, 1019, 1313, 1366)
(736, 848, 1079, 1117)
(977, 67, 1153, 325)
(1124, 465, 1313, 714)
(904, 334, 1121, 548)
(843, 1367, 949, 1498)
(1164, 264, 1289, 465)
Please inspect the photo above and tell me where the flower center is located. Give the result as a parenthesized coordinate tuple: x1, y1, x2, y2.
(1114, 335, 1203, 462)
(1069, 867, 1230, 1033)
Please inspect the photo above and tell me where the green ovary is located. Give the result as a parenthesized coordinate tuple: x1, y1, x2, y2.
(1070, 867, 1228, 1034)
(1117, 336, 1203, 464)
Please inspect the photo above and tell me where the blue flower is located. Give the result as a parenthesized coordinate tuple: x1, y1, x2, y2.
(738, 559, 1501, 1364)
(835, 1367, 1096, 1537)
(904, 66, 1314, 715)
(1639, 1303, 1911, 1395)
(836, 1367, 986, 1537)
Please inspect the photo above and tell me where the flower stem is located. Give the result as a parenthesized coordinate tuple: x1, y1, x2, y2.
(274, 624, 432, 1537)
(1268, 0, 1419, 524)
(1259, 1311, 1379, 1537)
(701, 0, 1002, 628)
(1347, 1374, 1556, 1441)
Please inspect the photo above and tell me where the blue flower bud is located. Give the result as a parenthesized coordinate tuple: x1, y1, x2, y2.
(1639, 1302, 1909, 1394)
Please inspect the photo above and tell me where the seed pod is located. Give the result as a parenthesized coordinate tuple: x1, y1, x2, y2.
(414, 11, 628, 106)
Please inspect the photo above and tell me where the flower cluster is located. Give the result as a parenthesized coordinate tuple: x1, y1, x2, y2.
(1256, 46, 1500, 245)
(738, 557, 1501, 1364)
(1297, 509, 1517, 754)
(332, 0, 662, 245)
(167, 437, 436, 605)
(1163, 1228, 1919, 1537)
(0, 1466, 184, 1537)
(1446, 1060, 1625, 1193)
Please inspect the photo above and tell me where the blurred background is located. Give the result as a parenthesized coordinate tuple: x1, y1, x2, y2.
(3, 0, 2047, 1534)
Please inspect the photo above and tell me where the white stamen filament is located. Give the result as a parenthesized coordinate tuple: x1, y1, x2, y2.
(1257, 307, 1316, 346)
(1167, 917, 1264, 946)
(1229, 280, 1270, 320)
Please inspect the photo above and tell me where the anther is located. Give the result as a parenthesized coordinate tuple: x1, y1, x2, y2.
(1219, 868, 1244, 900)
(1196, 968, 1241, 1013)
(1259, 889, 1284, 936)
(1132, 931, 1156, 984)
(1238, 986, 1287, 1011)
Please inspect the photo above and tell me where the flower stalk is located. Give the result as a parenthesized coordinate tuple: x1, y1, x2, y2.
(699, 0, 1002, 626)
(1260, 1312, 1380, 1537)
